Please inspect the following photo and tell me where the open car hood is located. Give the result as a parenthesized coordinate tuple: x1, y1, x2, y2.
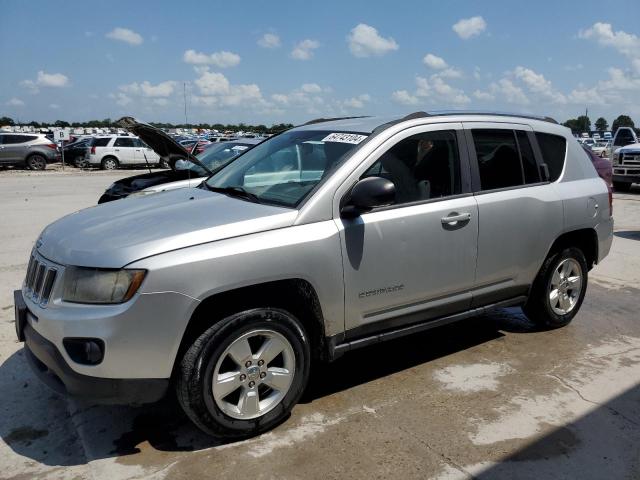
(116, 116, 212, 174)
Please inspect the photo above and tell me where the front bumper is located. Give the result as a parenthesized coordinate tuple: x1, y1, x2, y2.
(23, 321, 168, 404)
(612, 167, 640, 184)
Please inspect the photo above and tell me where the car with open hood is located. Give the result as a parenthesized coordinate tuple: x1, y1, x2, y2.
(15, 111, 612, 440)
(98, 118, 261, 203)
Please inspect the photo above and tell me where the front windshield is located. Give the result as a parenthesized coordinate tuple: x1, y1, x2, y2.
(205, 130, 368, 208)
(187, 142, 255, 175)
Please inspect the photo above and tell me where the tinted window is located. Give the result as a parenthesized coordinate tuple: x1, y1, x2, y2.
(515, 131, 540, 184)
(614, 128, 636, 147)
(3, 135, 30, 144)
(93, 137, 111, 147)
(362, 130, 461, 204)
(114, 137, 135, 147)
(535, 133, 567, 182)
(473, 130, 523, 190)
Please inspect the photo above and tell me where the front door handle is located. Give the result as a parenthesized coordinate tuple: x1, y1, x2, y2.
(441, 212, 471, 225)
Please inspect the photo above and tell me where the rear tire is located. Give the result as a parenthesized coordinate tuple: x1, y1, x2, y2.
(613, 181, 632, 192)
(176, 308, 310, 439)
(523, 247, 588, 328)
(26, 154, 46, 170)
(101, 157, 119, 170)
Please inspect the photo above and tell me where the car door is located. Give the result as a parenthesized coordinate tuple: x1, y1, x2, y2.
(463, 122, 564, 306)
(337, 124, 479, 338)
(0, 134, 6, 163)
(113, 137, 136, 164)
(0, 135, 26, 162)
(134, 138, 160, 164)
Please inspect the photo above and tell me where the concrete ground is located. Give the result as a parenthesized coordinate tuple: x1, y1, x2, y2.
(1, 170, 639, 480)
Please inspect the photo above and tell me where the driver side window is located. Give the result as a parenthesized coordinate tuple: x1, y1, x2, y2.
(362, 130, 462, 205)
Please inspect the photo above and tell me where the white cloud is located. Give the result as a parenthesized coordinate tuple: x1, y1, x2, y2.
(348, 23, 398, 58)
(452, 16, 487, 39)
(579, 22, 640, 58)
(183, 49, 241, 68)
(291, 39, 320, 60)
(20, 71, 69, 93)
(423, 53, 448, 70)
(192, 68, 265, 108)
(342, 94, 371, 109)
(152, 98, 168, 106)
(473, 90, 495, 101)
(106, 27, 143, 45)
(109, 92, 132, 106)
(392, 90, 420, 106)
(120, 80, 177, 98)
(513, 66, 566, 103)
(300, 83, 322, 93)
(258, 33, 281, 49)
(491, 78, 530, 105)
(6, 97, 24, 107)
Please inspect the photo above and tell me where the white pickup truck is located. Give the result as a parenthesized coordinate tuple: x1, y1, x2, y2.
(610, 127, 640, 191)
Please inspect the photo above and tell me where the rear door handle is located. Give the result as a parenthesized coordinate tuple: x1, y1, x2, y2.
(441, 212, 471, 225)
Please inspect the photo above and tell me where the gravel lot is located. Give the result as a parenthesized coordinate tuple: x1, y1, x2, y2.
(1, 170, 639, 480)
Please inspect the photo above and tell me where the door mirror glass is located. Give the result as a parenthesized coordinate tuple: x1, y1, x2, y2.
(341, 176, 395, 217)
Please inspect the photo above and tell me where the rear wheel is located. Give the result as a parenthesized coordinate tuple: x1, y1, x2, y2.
(613, 181, 632, 192)
(26, 154, 46, 170)
(523, 247, 588, 328)
(101, 157, 119, 170)
(176, 308, 310, 439)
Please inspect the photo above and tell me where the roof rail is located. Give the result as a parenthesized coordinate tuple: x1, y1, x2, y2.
(425, 110, 558, 124)
(302, 115, 370, 126)
(371, 111, 431, 133)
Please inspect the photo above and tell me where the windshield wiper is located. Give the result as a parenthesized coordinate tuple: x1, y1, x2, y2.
(206, 185, 260, 203)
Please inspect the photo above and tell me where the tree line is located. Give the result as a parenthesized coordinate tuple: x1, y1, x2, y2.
(0, 116, 294, 134)
(2, 113, 638, 136)
(562, 114, 637, 135)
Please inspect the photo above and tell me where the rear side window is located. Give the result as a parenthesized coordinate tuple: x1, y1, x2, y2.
(2, 135, 32, 144)
(93, 137, 111, 147)
(535, 133, 567, 182)
(472, 129, 523, 190)
(114, 137, 135, 147)
(515, 131, 540, 184)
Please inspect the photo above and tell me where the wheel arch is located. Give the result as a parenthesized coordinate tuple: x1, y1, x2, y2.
(173, 278, 328, 377)
(545, 228, 599, 270)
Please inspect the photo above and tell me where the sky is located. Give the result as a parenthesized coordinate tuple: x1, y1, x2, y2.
(1, 0, 639, 126)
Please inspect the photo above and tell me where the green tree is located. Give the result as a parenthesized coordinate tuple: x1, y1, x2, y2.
(612, 115, 635, 133)
(54, 120, 70, 128)
(0, 116, 15, 126)
(563, 116, 591, 134)
(594, 117, 608, 132)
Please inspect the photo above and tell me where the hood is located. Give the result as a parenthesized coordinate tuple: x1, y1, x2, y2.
(106, 169, 203, 196)
(616, 142, 640, 154)
(117, 117, 213, 174)
(38, 188, 297, 268)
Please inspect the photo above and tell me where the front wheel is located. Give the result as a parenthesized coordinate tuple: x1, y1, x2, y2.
(26, 154, 46, 170)
(176, 308, 310, 439)
(523, 247, 588, 328)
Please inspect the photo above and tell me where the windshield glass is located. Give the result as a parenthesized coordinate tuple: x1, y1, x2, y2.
(205, 130, 368, 208)
(184, 142, 255, 175)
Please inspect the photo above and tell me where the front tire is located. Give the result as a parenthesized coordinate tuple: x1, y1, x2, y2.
(523, 247, 588, 328)
(176, 308, 310, 439)
(26, 154, 46, 170)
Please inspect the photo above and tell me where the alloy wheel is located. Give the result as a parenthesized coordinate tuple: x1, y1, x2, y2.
(548, 258, 583, 315)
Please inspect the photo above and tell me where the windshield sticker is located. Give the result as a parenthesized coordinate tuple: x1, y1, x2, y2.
(322, 133, 368, 144)
(231, 145, 249, 151)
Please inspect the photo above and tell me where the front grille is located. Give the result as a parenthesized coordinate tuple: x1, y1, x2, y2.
(622, 153, 640, 166)
(24, 253, 58, 306)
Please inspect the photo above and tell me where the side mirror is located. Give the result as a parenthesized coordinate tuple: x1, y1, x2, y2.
(341, 176, 396, 218)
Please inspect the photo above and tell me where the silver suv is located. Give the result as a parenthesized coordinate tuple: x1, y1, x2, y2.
(14, 112, 613, 439)
(0, 133, 59, 169)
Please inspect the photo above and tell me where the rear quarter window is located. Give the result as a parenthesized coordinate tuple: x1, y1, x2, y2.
(93, 138, 111, 147)
(535, 133, 567, 182)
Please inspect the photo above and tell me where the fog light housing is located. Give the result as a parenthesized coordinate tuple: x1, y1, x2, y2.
(63, 338, 105, 365)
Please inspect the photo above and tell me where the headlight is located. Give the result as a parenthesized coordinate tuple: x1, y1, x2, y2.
(62, 267, 146, 304)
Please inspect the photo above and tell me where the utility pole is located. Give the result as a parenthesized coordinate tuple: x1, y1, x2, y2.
(183, 82, 188, 128)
